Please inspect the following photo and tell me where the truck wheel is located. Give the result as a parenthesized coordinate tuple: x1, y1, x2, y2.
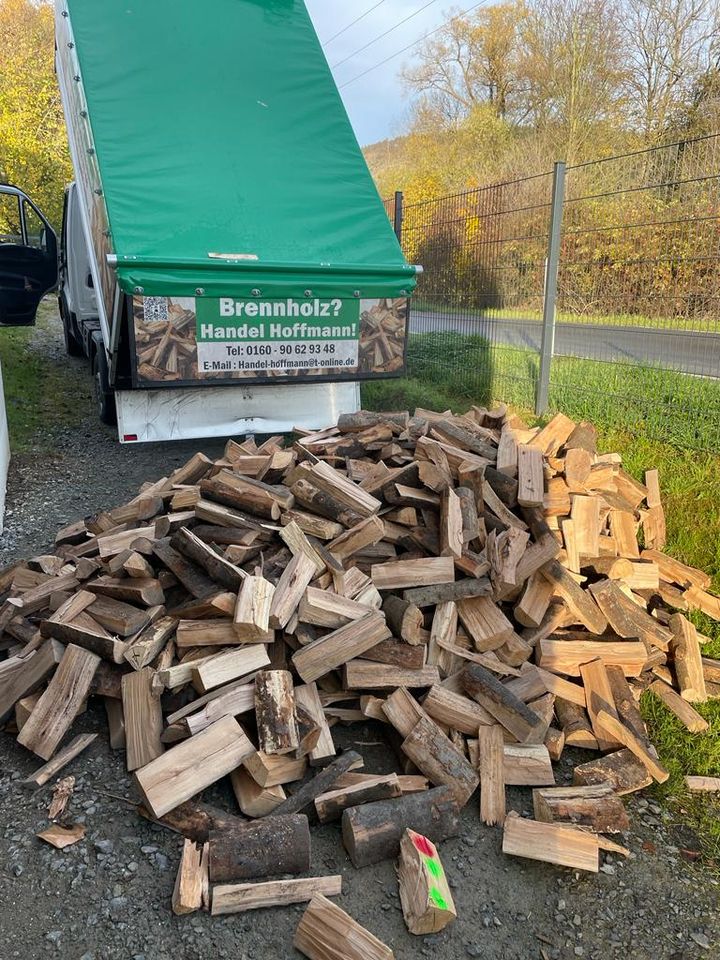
(93, 346, 116, 426)
(60, 300, 84, 358)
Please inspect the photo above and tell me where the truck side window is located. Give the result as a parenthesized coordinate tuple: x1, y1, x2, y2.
(23, 200, 46, 251)
(0, 193, 23, 244)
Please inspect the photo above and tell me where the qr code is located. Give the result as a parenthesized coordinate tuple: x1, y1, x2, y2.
(143, 296, 169, 323)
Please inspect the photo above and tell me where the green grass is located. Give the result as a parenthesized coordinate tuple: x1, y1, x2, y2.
(363, 332, 720, 861)
(413, 299, 715, 332)
(0, 300, 86, 452)
(393, 330, 720, 451)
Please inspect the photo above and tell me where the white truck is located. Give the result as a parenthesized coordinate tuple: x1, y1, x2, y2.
(43, 0, 416, 443)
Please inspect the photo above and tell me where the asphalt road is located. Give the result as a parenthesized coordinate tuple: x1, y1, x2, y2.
(411, 310, 720, 378)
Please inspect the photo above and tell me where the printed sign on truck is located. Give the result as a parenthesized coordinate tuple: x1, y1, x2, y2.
(132, 295, 407, 385)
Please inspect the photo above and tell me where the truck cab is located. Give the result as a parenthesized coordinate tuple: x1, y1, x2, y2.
(0, 184, 58, 326)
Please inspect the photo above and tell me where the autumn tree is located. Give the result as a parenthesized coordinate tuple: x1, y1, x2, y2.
(0, 0, 71, 228)
(401, 3, 526, 123)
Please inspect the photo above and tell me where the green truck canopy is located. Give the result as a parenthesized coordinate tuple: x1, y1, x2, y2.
(66, 0, 416, 299)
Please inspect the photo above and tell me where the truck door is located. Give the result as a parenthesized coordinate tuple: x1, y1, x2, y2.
(0, 185, 58, 326)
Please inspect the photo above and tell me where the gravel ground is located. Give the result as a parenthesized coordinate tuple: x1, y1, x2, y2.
(0, 309, 718, 960)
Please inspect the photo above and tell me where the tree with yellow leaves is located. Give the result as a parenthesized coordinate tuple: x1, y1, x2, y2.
(0, 0, 72, 228)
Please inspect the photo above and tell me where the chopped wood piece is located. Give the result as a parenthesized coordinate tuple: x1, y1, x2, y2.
(538, 639, 647, 677)
(230, 767, 286, 817)
(371, 557, 455, 591)
(461, 663, 545, 743)
(345, 661, 440, 689)
(648, 680, 709, 732)
(685, 776, 720, 792)
(265, 750, 363, 818)
(172, 839, 208, 915)
(502, 812, 599, 872)
(135, 716, 256, 818)
(502, 744, 555, 786)
(255, 670, 299, 755)
(595, 710, 669, 783)
(38, 823, 86, 849)
(669, 613, 707, 702)
(398, 830, 456, 935)
(540, 561, 607, 634)
(402, 578, 491, 607)
(573, 749, 652, 794)
(292, 614, 390, 684)
(341, 786, 460, 867)
(268, 553, 318, 630)
(22, 733, 98, 787)
(209, 814, 311, 882)
(0, 640, 64, 719)
(457, 596, 513, 651)
(295, 682, 335, 766)
(532, 784, 630, 833)
(477, 724, 505, 826)
(314, 774, 402, 823)
(244, 751, 308, 787)
(422, 684, 494, 734)
(589, 579, 672, 650)
(299, 587, 376, 629)
(122, 667, 164, 771)
(17, 645, 100, 760)
(294, 894, 394, 960)
(192, 644, 271, 693)
(212, 876, 343, 916)
(233, 576, 275, 641)
(579, 659, 621, 751)
(124, 616, 177, 671)
(402, 716, 479, 807)
(517, 445, 544, 507)
(605, 664, 648, 743)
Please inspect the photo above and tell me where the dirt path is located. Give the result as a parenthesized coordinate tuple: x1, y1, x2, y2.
(0, 309, 717, 960)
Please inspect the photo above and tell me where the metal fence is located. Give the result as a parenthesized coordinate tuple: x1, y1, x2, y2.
(386, 132, 720, 450)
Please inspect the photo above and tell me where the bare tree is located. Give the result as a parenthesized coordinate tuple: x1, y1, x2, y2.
(518, 0, 629, 161)
(621, 0, 717, 139)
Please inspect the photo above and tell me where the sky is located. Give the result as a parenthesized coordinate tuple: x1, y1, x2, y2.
(305, 1, 456, 146)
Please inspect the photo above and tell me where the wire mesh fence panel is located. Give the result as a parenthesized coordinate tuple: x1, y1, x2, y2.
(395, 173, 553, 412)
(552, 134, 720, 449)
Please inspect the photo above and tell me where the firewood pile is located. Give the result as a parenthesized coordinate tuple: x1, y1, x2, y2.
(358, 298, 406, 374)
(1, 405, 718, 956)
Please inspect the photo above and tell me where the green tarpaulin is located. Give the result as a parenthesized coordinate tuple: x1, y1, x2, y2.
(66, 0, 416, 299)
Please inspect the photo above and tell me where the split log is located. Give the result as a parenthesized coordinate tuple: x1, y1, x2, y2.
(669, 613, 706, 702)
(255, 670, 299, 755)
(230, 767, 285, 818)
(401, 716, 479, 807)
(648, 680, 709, 732)
(264, 750, 363, 818)
(172, 839, 208, 915)
(314, 774, 402, 823)
(17, 644, 100, 760)
(122, 667, 164, 771)
(398, 830, 456, 934)
(294, 894, 394, 960)
(502, 812, 599, 873)
(135, 716, 255, 818)
(292, 614, 390, 684)
(233, 576, 275, 641)
(21, 733, 97, 787)
(461, 663, 545, 743)
(212, 876, 342, 916)
(477, 724, 505, 826)
(532, 784, 630, 833)
(573, 749, 652, 795)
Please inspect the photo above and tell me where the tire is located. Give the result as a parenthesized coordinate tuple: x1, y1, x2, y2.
(92, 343, 116, 426)
(60, 300, 84, 357)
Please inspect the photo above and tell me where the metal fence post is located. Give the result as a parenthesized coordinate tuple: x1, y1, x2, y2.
(393, 190, 404, 245)
(535, 161, 566, 415)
